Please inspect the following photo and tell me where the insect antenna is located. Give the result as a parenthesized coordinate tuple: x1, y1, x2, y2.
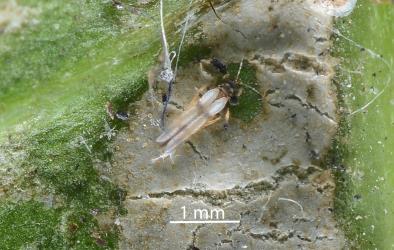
(236, 57, 244, 83)
(235, 57, 263, 100)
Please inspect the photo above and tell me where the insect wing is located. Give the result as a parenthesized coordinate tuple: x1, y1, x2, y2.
(156, 88, 220, 144)
(156, 106, 200, 144)
(199, 88, 220, 105)
(207, 97, 228, 116)
(163, 97, 229, 155)
(163, 114, 209, 155)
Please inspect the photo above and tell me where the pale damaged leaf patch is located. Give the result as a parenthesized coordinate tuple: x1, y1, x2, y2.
(0, 0, 40, 34)
(310, 0, 357, 17)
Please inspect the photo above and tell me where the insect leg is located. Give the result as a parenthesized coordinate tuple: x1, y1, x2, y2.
(202, 115, 222, 128)
(151, 150, 175, 164)
(223, 106, 230, 130)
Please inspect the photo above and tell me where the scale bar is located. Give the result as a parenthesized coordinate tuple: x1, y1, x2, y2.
(170, 220, 240, 224)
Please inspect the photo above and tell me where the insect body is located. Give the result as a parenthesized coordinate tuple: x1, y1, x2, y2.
(152, 88, 226, 162)
(152, 59, 243, 163)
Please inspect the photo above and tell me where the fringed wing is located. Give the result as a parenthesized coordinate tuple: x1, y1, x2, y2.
(156, 88, 220, 144)
(162, 97, 228, 155)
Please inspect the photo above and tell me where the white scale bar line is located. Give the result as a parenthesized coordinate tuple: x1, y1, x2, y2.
(170, 220, 240, 224)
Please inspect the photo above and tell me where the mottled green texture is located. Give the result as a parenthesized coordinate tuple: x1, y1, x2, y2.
(0, 0, 192, 248)
(0, 201, 64, 249)
(0, 200, 119, 249)
(333, 2, 394, 248)
(227, 62, 262, 122)
(64, 209, 119, 249)
(0, 0, 159, 135)
(177, 43, 213, 67)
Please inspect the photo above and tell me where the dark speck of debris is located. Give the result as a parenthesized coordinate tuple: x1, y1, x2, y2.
(310, 150, 320, 161)
(68, 223, 78, 233)
(353, 194, 362, 201)
(315, 37, 327, 43)
(112, 0, 124, 10)
(306, 131, 311, 143)
(211, 58, 227, 74)
(116, 111, 129, 121)
(95, 237, 107, 247)
(162, 93, 167, 103)
(360, 47, 365, 52)
(372, 72, 377, 77)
